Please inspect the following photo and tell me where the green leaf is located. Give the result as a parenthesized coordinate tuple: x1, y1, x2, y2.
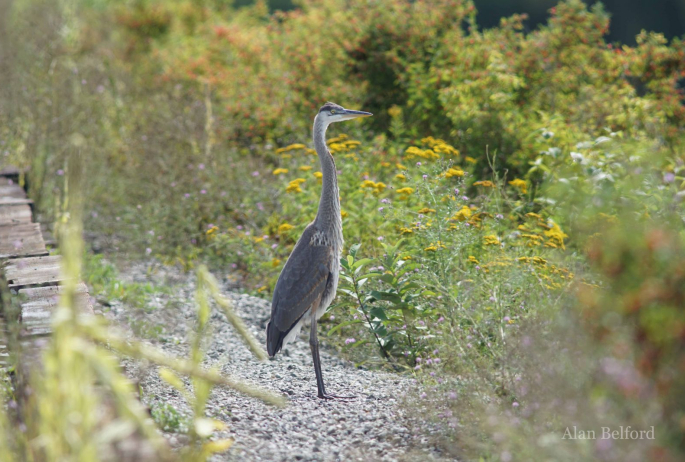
(379, 274, 396, 285)
(369, 306, 388, 321)
(352, 258, 373, 270)
(349, 243, 361, 258)
(370, 290, 402, 304)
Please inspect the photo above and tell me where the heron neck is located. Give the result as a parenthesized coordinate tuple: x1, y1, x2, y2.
(312, 116, 342, 237)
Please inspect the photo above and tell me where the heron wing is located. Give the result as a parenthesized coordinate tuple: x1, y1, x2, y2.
(270, 225, 334, 332)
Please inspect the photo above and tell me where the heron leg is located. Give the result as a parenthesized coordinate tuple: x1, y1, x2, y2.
(309, 310, 354, 400)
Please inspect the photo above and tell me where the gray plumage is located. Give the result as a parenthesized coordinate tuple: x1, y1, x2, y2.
(266, 102, 372, 399)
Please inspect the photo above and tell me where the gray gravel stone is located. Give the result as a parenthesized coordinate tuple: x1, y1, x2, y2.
(103, 262, 454, 461)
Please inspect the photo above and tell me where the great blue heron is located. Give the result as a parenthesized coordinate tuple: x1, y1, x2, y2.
(266, 102, 372, 399)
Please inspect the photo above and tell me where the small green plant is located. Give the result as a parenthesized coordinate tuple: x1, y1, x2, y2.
(150, 402, 191, 433)
(336, 241, 433, 363)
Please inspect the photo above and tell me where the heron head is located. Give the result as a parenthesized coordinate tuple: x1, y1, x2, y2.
(318, 102, 372, 123)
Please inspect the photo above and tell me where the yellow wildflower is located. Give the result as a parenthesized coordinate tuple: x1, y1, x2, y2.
(544, 222, 568, 249)
(424, 245, 438, 252)
(388, 105, 402, 118)
(417, 207, 436, 214)
(433, 144, 459, 156)
(450, 205, 472, 221)
(400, 227, 414, 235)
(329, 142, 346, 153)
(521, 233, 543, 246)
(445, 168, 465, 178)
(345, 140, 361, 148)
(420, 149, 439, 160)
(483, 235, 500, 246)
(381, 162, 391, 167)
(277, 223, 294, 234)
(285, 178, 306, 193)
(327, 134, 349, 144)
(473, 180, 496, 188)
(404, 146, 423, 159)
(306, 148, 317, 156)
(206, 225, 219, 236)
(396, 163, 407, 170)
(299, 165, 313, 171)
(465, 156, 477, 164)
(421, 136, 440, 146)
(361, 180, 386, 194)
(257, 285, 268, 293)
(273, 168, 289, 175)
(395, 174, 406, 181)
(271, 258, 282, 268)
(509, 178, 528, 194)
(341, 210, 348, 218)
(313, 171, 323, 179)
(396, 187, 415, 195)
(276, 143, 306, 154)
(525, 212, 542, 220)
(467, 256, 479, 264)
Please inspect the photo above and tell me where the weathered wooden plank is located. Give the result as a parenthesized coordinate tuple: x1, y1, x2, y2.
(18, 284, 94, 336)
(0, 318, 8, 369)
(0, 184, 27, 199)
(0, 223, 47, 258)
(0, 203, 32, 225)
(0, 165, 20, 178)
(4, 255, 64, 288)
(0, 197, 33, 206)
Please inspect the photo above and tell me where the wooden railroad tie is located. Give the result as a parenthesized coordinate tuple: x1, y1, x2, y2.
(0, 166, 161, 461)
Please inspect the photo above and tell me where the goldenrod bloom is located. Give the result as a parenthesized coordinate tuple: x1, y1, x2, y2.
(445, 168, 465, 178)
(509, 178, 528, 194)
(278, 223, 294, 234)
(396, 187, 415, 195)
(276, 143, 306, 154)
(273, 168, 289, 175)
(313, 171, 323, 179)
(395, 174, 406, 181)
(483, 235, 500, 246)
(450, 205, 472, 221)
(299, 165, 313, 171)
(361, 180, 386, 194)
(417, 207, 435, 214)
(544, 222, 568, 249)
(473, 180, 496, 188)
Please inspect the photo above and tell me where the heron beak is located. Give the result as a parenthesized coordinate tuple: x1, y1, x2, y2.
(340, 109, 373, 120)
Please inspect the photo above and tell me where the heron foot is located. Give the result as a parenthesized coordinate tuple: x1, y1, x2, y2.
(317, 392, 356, 401)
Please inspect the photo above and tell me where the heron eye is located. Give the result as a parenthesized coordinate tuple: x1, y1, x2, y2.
(330, 110, 336, 114)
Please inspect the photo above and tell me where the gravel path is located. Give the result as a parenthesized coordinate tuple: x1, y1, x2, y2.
(100, 263, 445, 462)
